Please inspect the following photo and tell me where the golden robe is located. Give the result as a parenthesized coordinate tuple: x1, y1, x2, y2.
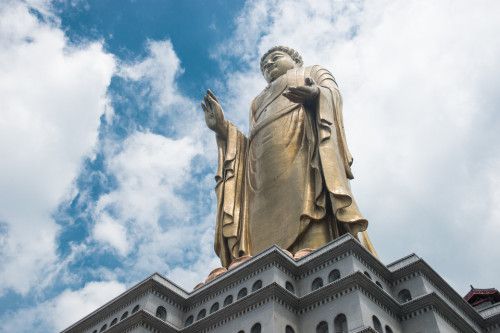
(214, 65, 375, 268)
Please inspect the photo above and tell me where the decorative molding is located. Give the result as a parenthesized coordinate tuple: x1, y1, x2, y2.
(61, 235, 500, 333)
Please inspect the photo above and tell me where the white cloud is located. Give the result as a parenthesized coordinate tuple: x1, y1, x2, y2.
(93, 214, 130, 256)
(92, 131, 202, 255)
(0, 1, 115, 295)
(89, 127, 221, 288)
(0, 280, 126, 333)
(83, 39, 221, 288)
(214, 0, 500, 293)
(119, 39, 187, 113)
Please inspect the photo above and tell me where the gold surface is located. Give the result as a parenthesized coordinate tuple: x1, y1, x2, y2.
(201, 46, 377, 267)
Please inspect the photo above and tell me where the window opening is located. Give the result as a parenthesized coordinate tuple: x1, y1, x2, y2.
(237, 287, 248, 299)
(372, 316, 382, 333)
(334, 313, 348, 333)
(251, 323, 262, 333)
(155, 306, 167, 321)
(252, 280, 263, 292)
(316, 321, 328, 333)
(197, 309, 206, 320)
(223, 295, 233, 307)
(185, 315, 194, 326)
(312, 277, 323, 291)
(398, 289, 412, 303)
(210, 302, 219, 314)
(328, 269, 341, 283)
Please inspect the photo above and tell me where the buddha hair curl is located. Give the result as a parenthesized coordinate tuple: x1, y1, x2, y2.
(260, 46, 303, 74)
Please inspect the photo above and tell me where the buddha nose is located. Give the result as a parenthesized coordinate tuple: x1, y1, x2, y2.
(264, 59, 274, 69)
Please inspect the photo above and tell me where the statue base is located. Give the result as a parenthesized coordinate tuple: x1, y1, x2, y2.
(61, 234, 500, 333)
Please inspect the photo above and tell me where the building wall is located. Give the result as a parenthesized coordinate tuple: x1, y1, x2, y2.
(62, 238, 499, 333)
(357, 291, 401, 333)
(145, 293, 183, 328)
(85, 296, 149, 333)
(271, 300, 298, 332)
(297, 253, 353, 297)
(298, 289, 364, 332)
(401, 310, 442, 333)
(352, 255, 389, 291)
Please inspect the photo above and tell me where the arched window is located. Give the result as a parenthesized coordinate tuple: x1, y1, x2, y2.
(334, 313, 348, 333)
(110, 318, 117, 326)
(285, 281, 295, 293)
(252, 280, 263, 292)
(210, 302, 219, 314)
(372, 316, 382, 332)
(197, 309, 206, 320)
(132, 305, 140, 313)
(237, 331, 245, 333)
(185, 315, 193, 326)
(93, 330, 97, 333)
(385, 325, 393, 333)
(398, 289, 412, 303)
(312, 277, 323, 291)
(364, 271, 372, 280)
(376, 281, 383, 289)
(316, 321, 328, 333)
(155, 306, 167, 321)
(286, 325, 295, 333)
(120, 311, 128, 320)
(237, 287, 248, 299)
(223, 295, 233, 307)
(251, 323, 262, 333)
(99, 324, 107, 332)
(328, 269, 341, 283)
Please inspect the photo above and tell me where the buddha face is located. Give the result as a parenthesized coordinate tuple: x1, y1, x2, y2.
(262, 51, 298, 83)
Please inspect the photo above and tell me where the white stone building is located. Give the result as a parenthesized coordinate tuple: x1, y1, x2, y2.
(61, 234, 500, 333)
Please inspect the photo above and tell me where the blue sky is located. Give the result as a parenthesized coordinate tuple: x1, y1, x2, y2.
(1, 0, 500, 331)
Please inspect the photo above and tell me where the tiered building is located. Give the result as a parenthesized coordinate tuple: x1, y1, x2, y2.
(61, 234, 500, 333)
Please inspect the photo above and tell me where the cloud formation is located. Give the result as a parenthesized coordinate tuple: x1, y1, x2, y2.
(86, 40, 220, 288)
(0, 0, 115, 295)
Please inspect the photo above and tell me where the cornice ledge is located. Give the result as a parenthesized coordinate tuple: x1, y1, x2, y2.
(402, 292, 484, 333)
(60, 272, 190, 333)
(295, 235, 380, 273)
(483, 311, 500, 326)
(105, 310, 180, 333)
(60, 279, 152, 333)
(293, 235, 391, 281)
(351, 327, 378, 333)
(182, 282, 297, 332)
(392, 259, 486, 324)
(299, 271, 399, 313)
(186, 246, 297, 304)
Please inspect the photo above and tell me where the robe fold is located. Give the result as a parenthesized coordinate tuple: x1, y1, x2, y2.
(215, 65, 376, 268)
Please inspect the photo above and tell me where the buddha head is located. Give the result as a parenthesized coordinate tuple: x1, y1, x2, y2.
(260, 46, 303, 83)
